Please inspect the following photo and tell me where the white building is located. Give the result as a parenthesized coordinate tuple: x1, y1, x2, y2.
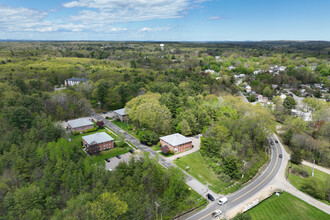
(64, 78, 88, 86)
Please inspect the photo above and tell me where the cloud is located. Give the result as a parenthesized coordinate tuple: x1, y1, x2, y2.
(64, 0, 189, 23)
(208, 16, 223, 20)
(140, 27, 170, 32)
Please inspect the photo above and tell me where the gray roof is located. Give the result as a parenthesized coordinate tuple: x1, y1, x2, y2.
(67, 118, 94, 128)
(114, 108, 128, 116)
(65, 78, 88, 82)
(82, 132, 114, 145)
(160, 133, 192, 147)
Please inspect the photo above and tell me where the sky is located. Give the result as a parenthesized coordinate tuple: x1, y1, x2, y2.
(0, 0, 329, 41)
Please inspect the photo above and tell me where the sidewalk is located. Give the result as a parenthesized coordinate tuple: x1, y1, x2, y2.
(302, 160, 330, 175)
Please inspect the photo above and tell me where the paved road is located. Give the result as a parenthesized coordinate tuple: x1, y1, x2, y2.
(187, 136, 282, 220)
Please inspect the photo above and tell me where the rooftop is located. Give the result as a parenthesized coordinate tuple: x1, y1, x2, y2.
(160, 133, 192, 147)
(82, 132, 114, 145)
(65, 78, 88, 82)
(67, 118, 93, 128)
(114, 108, 129, 116)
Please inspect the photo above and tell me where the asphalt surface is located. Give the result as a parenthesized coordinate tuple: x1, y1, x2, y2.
(187, 135, 282, 220)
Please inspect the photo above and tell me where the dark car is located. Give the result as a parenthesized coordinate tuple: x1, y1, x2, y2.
(275, 140, 279, 143)
(103, 112, 107, 114)
(116, 155, 121, 159)
(207, 193, 215, 201)
(129, 149, 135, 154)
(270, 141, 274, 145)
(105, 158, 110, 162)
(279, 154, 282, 158)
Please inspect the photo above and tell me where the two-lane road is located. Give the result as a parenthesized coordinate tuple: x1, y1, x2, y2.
(188, 135, 283, 220)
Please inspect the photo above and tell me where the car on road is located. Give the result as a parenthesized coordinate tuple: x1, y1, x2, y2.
(279, 154, 282, 158)
(105, 158, 110, 162)
(116, 155, 121, 159)
(207, 193, 215, 201)
(270, 141, 274, 145)
(129, 149, 135, 154)
(218, 197, 228, 205)
(212, 209, 222, 218)
(275, 140, 278, 143)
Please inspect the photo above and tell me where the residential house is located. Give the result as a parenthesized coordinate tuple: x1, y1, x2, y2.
(64, 78, 88, 86)
(245, 85, 252, 93)
(205, 69, 216, 75)
(113, 108, 129, 122)
(83, 132, 114, 154)
(159, 133, 192, 154)
(67, 118, 94, 133)
(228, 66, 235, 70)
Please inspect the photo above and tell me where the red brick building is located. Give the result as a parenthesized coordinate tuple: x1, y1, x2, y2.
(67, 118, 94, 133)
(160, 133, 192, 154)
(82, 132, 114, 154)
(113, 108, 129, 122)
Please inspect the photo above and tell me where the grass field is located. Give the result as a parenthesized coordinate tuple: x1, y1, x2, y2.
(174, 151, 228, 193)
(247, 192, 329, 220)
(288, 162, 330, 205)
(111, 120, 139, 138)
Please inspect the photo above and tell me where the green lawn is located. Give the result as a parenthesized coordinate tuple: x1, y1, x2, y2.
(288, 162, 330, 205)
(174, 152, 229, 193)
(89, 145, 131, 164)
(247, 192, 329, 220)
(174, 151, 268, 194)
(111, 120, 139, 138)
(70, 128, 108, 144)
(151, 145, 161, 151)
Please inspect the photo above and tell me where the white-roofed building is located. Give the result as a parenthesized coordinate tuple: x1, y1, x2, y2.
(82, 132, 114, 154)
(159, 133, 192, 154)
(67, 118, 94, 133)
(113, 108, 129, 121)
(64, 78, 88, 86)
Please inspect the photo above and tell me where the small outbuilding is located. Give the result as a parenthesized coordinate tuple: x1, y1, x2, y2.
(67, 118, 94, 133)
(159, 133, 192, 154)
(82, 132, 114, 154)
(113, 108, 129, 122)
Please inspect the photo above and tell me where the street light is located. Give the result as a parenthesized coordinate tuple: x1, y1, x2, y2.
(155, 202, 160, 220)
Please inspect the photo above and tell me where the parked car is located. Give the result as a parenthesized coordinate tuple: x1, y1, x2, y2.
(279, 154, 282, 158)
(105, 158, 110, 162)
(129, 149, 135, 154)
(116, 155, 121, 159)
(275, 140, 279, 143)
(218, 197, 228, 205)
(212, 209, 222, 218)
(207, 193, 215, 201)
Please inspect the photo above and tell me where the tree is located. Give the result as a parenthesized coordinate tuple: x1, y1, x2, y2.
(86, 192, 128, 220)
(290, 150, 302, 165)
(283, 96, 296, 110)
(176, 119, 192, 136)
(138, 130, 159, 146)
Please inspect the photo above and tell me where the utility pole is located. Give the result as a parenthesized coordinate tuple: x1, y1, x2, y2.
(155, 201, 160, 220)
(312, 159, 315, 177)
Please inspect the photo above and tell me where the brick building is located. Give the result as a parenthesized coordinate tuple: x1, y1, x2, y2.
(159, 133, 192, 154)
(113, 108, 129, 122)
(82, 132, 114, 154)
(67, 118, 94, 133)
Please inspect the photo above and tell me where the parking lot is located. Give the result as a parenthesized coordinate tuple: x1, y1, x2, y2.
(105, 151, 142, 171)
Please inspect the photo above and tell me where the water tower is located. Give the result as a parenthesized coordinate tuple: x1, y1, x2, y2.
(160, 43, 164, 51)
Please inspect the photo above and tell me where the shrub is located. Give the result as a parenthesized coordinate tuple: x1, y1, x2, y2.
(115, 141, 126, 148)
(290, 151, 302, 165)
(73, 131, 80, 136)
(138, 130, 159, 146)
(86, 127, 98, 133)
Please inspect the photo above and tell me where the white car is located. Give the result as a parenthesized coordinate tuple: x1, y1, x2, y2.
(212, 209, 222, 218)
(218, 197, 228, 205)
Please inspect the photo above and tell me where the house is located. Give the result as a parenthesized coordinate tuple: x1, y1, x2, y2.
(67, 118, 94, 133)
(64, 78, 88, 86)
(113, 108, 129, 122)
(159, 133, 192, 154)
(82, 132, 114, 154)
(245, 85, 252, 93)
(256, 94, 263, 101)
(228, 66, 235, 70)
(205, 69, 216, 75)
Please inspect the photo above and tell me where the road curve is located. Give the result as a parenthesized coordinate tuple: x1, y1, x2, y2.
(187, 136, 282, 220)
